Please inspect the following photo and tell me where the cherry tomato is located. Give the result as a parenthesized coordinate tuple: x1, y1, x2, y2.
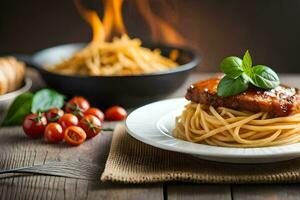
(22, 113, 47, 138)
(79, 115, 102, 138)
(44, 123, 64, 143)
(85, 107, 104, 122)
(64, 126, 87, 146)
(58, 113, 78, 130)
(46, 108, 64, 122)
(65, 96, 90, 118)
(105, 106, 127, 121)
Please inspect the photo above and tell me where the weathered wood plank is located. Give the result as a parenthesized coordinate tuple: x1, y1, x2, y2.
(0, 121, 163, 200)
(167, 183, 232, 200)
(232, 184, 300, 200)
(0, 176, 163, 200)
(87, 182, 163, 200)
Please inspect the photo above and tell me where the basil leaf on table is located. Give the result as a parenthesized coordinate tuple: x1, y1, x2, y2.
(220, 56, 243, 79)
(31, 89, 65, 113)
(217, 75, 249, 97)
(2, 92, 33, 126)
(251, 65, 280, 89)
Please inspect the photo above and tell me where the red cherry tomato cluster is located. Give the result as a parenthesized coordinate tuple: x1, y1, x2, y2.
(22, 96, 127, 146)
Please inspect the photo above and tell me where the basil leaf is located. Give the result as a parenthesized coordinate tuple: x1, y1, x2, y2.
(251, 65, 280, 89)
(2, 92, 33, 126)
(242, 50, 252, 71)
(31, 89, 65, 113)
(241, 72, 252, 83)
(217, 75, 249, 97)
(220, 56, 243, 79)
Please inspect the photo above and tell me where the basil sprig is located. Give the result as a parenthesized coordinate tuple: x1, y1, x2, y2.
(31, 89, 65, 113)
(2, 89, 65, 126)
(2, 92, 34, 126)
(217, 50, 280, 97)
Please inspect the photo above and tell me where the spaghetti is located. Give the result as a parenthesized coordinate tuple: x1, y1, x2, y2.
(173, 102, 300, 148)
(48, 35, 179, 76)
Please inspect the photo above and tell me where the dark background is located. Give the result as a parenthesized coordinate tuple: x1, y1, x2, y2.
(0, 0, 299, 72)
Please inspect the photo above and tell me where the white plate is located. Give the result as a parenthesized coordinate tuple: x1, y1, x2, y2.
(126, 98, 300, 163)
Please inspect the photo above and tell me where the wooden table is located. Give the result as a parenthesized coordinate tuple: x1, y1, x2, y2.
(1, 71, 300, 200)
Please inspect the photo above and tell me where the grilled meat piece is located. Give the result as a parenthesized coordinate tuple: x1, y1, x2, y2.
(186, 77, 300, 117)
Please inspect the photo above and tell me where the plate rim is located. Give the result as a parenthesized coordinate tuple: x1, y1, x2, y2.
(125, 97, 300, 159)
(0, 78, 32, 102)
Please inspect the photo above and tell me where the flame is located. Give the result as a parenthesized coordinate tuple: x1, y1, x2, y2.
(74, 0, 105, 42)
(103, 0, 127, 40)
(135, 0, 186, 46)
(74, 0, 185, 46)
(75, 0, 127, 42)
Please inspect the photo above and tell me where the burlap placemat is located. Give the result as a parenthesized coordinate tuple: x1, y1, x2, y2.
(101, 125, 300, 184)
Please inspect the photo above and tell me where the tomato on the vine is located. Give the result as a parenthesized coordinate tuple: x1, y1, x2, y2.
(46, 108, 64, 122)
(58, 113, 78, 130)
(79, 115, 101, 138)
(22, 113, 47, 138)
(44, 123, 64, 143)
(85, 108, 104, 122)
(105, 106, 127, 121)
(64, 126, 87, 146)
(65, 96, 90, 118)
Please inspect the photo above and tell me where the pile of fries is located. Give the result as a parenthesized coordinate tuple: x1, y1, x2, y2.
(48, 35, 179, 76)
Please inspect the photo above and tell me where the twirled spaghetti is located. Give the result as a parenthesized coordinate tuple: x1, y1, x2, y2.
(173, 103, 300, 148)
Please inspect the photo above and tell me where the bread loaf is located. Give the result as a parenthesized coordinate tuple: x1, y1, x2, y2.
(0, 57, 25, 95)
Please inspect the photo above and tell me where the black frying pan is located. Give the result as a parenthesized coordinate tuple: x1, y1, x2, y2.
(19, 43, 200, 108)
